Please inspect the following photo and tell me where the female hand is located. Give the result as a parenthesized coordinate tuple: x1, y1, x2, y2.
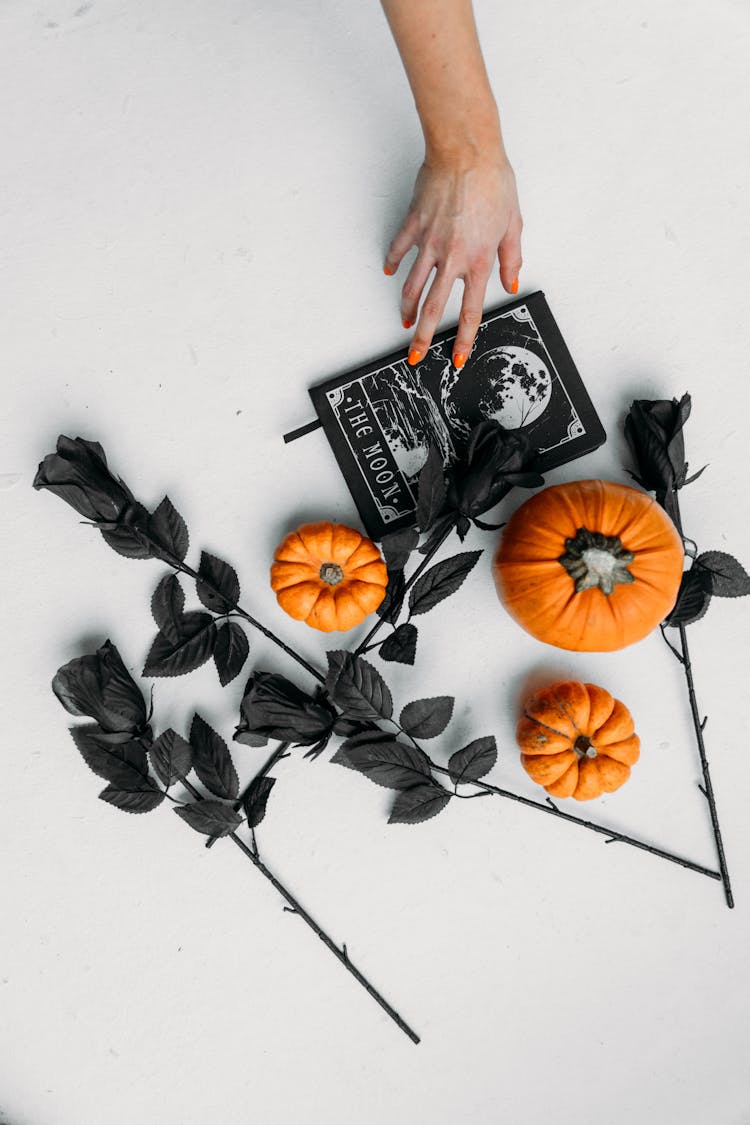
(384, 149, 523, 368)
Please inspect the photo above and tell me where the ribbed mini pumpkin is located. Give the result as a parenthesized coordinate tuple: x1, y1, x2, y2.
(270, 521, 388, 632)
(517, 681, 640, 800)
(493, 479, 684, 651)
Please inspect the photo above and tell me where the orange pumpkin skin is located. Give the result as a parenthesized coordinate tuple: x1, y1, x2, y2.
(270, 521, 388, 632)
(493, 479, 684, 652)
(517, 681, 640, 801)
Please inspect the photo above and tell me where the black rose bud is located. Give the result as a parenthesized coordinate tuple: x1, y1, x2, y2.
(34, 435, 151, 558)
(235, 672, 336, 747)
(624, 395, 692, 520)
(52, 639, 150, 737)
(447, 421, 544, 521)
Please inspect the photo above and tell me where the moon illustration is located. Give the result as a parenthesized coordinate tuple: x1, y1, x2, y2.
(443, 345, 552, 437)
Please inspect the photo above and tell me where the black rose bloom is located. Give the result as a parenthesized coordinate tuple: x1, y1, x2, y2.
(624, 395, 696, 521)
(34, 435, 151, 558)
(52, 639, 151, 738)
(447, 421, 544, 523)
(235, 672, 337, 750)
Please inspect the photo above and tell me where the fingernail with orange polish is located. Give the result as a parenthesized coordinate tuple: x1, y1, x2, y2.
(407, 349, 423, 366)
(402, 319, 414, 330)
(384, 265, 394, 276)
(511, 277, 519, 294)
(454, 353, 466, 369)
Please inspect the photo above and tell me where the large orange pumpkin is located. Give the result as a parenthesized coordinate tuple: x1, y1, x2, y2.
(493, 479, 684, 651)
(517, 681, 640, 801)
(271, 521, 388, 632)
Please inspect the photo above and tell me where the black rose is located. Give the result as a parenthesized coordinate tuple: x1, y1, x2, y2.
(52, 639, 150, 737)
(34, 435, 151, 558)
(235, 672, 336, 748)
(447, 421, 544, 521)
(624, 395, 692, 520)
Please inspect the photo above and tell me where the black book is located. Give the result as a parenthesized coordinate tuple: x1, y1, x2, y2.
(304, 290, 606, 540)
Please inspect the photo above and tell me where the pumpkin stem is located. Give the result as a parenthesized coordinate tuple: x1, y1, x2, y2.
(558, 527, 635, 596)
(319, 562, 345, 586)
(574, 734, 597, 760)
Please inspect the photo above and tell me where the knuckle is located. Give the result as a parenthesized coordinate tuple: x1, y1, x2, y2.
(422, 299, 442, 321)
(460, 307, 483, 329)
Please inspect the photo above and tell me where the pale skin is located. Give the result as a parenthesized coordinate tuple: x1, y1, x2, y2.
(380, 0, 523, 369)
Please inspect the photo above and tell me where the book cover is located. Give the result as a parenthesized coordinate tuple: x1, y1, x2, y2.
(307, 290, 606, 540)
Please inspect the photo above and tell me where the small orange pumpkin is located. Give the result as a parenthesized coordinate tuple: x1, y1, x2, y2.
(493, 479, 684, 651)
(270, 521, 388, 632)
(517, 681, 640, 801)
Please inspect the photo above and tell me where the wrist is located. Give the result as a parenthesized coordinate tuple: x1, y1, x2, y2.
(423, 107, 505, 170)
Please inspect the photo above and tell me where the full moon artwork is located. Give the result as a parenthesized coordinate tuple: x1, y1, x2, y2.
(442, 345, 553, 440)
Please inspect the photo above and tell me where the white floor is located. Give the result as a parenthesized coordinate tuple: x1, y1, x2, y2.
(2, 2, 749, 1123)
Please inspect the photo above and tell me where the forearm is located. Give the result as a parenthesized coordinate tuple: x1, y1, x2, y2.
(380, 0, 503, 165)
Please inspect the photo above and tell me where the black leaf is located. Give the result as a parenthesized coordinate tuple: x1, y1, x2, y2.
(416, 445, 447, 532)
(242, 776, 276, 828)
(664, 568, 712, 627)
(376, 569, 406, 624)
(408, 551, 482, 617)
(456, 515, 471, 541)
(147, 496, 189, 563)
(326, 651, 393, 722)
(151, 574, 186, 643)
(448, 736, 498, 784)
(388, 783, 451, 824)
(693, 551, 750, 598)
(70, 724, 150, 788)
(380, 527, 419, 571)
(190, 714, 239, 799)
(149, 728, 193, 787)
(99, 784, 165, 814)
(400, 696, 454, 739)
(174, 800, 242, 837)
(213, 621, 250, 686)
(418, 512, 456, 556)
(379, 623, 418, 665)
(100, 517, 153, 560)
(332, 734, 432, 789)
(683, 464, 708, 487)
(143, 613, 217, 677)
(196, 551, 241, 614)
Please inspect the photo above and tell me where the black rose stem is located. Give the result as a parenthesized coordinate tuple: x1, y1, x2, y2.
(35, 442, 420, 1042)
(664, 490, 733, 907)
(625, 395, 744, 910)
(178, 777, 420, 1043)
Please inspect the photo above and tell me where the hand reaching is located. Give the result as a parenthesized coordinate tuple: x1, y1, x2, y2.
(384, 151, 523, 369)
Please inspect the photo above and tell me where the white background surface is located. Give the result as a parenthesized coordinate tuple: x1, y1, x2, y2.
(2, 1, 749, 1122)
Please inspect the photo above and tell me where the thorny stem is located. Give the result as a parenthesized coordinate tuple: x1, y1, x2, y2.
(180, 778, 420, 1043)
(387, 721, 720, 880)
(661, 490, 734, 908)
(427, 764, 722, 880)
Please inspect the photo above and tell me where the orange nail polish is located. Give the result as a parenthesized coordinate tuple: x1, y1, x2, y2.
(511, 277, 519, 294)
(402, 319, 414, 329)
(384, 265, 394, 276)
(454, 353, 466, 369)
(407, 349, 423, 366)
